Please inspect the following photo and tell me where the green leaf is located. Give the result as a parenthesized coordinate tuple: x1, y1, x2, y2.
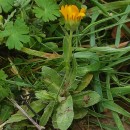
(42, 66, 62, 93)
(0, 0, 14, 13)
(103, 101, 130, 118)
(70, 58, 77, 81)
(0, 85, 10, 101)
(56, 95, 74, 130)
(91, 0, 109, 16)
(74, 108, 88, 119)
(33, 0, 60, 22)
(91, 120, 119, 130)
(120, 96, 130, 103)
(74, 51, 100, 76)
(76, 73, 93, 92)
(40, 101, 55, 126)
(0, 70, 8, 80)
(0, 18, 30, 50)
(0, 103, 13, 122)
(115, 5, 130, 47)
(35, 90, 56, 101)
(5, 79, 32, 87)
(52, 112, 58, 129)
(72, 91, 101, 108)
(68, 58, 78, 90)
(93, 73, 103, 112)
(88, 109, 106, 118)
(90, 12, 99, 47)
(111, 86, 130, 97)
(6, 100, 45, 124)
(14, 0, 31, 9)
(41, 42, 59, 52)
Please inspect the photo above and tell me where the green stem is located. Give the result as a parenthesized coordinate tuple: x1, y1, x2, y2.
(65, 30, 73, 76)
(63, 30, 73, 93)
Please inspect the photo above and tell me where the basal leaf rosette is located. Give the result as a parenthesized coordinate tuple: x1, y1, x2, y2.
(60, 5, 86, 31)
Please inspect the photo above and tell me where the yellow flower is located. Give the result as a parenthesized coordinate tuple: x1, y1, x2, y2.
(60, 5, 86, 31)
(60, 5, 86, 21)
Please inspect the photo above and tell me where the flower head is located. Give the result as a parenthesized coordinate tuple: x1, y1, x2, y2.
(60, 5, 86, 31)
(60, 5, 86, 21)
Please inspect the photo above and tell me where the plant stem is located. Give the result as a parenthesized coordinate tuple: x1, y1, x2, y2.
(65, 30, 73, 76)
(63, 30, 73, 93)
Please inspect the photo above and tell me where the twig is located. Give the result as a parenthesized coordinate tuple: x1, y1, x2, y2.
(9, 98, 45, 130)
(0, 122, 6, 129)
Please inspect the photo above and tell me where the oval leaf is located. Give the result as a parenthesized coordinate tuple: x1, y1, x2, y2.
(76, 73, 93, 91)
(35, 90, 56, 101)
(40, 101, 55, 126)
(56, 95, 74, 130)
(42, 66, 62, 93)
(72, 91, 101, 108)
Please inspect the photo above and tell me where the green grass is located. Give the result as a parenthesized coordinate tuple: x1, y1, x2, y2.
(0, 0, 130, 130)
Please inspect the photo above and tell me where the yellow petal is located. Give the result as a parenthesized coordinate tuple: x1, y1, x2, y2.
(80, 8, 86, 14)
(60, 5, 67, 20)
(71, 5, 79, 20)
(67, 5, 73, 20)
(77, 8, 86, 20)
(71, 5, 79, 14)
(78, 13, 86, 17)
